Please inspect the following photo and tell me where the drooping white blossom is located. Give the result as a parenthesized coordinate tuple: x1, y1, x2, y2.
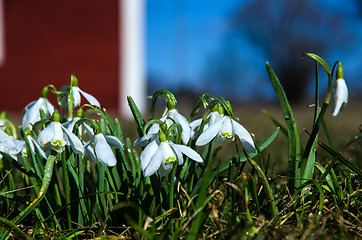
(82, 124, 123, 167)
(72, 86, 100, 108)
(331, 78, 348, 117)
(140, 139, 203, 177)
(37, 121, 84, 154)
(134, 109, 191, 147)
(22, 97, 54, 130)
(194, 112, 256, 153)
(0, 129, 25, 161)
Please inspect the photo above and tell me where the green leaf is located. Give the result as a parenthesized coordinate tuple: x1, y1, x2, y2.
(302, 53, 331, 76)
(318, 140, 362, 176)
(315, 162, 335, 192)
(191, 127, 280, 197)
(127, 96, 146, 138)
(266, 62, 301, 190)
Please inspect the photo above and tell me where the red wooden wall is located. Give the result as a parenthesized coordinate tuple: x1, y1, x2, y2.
(0, 0, 119, 111)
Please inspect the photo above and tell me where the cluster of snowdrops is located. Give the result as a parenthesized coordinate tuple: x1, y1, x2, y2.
(0, 61, 348, 179)
(0, 54, 353, 239)
(0, 77, 259, 179)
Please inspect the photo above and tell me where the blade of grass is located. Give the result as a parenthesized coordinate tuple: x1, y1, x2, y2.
(188, 142, 215, 239)
(245, 150, 278, 218)
(318, 140, 362, 176)
(2, 152, 58, 240)
(127, 96, 146, 138)
(191, 127, 280, 197)
(266, 62, 301, 191)
(63, 153, 72, 228)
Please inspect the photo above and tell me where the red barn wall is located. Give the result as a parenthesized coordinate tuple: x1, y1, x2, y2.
(0, 0, 119, 111)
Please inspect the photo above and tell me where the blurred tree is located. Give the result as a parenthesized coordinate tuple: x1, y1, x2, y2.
(354, 0, 362, 16)
(230, 0, 348, 102)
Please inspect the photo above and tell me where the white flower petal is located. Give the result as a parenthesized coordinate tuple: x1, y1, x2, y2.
(195, 116, 223, 146)
(147, 123, 161, 136)
(215, 116, 234, 142)
(44, 99, 55, 115)
(85, 143, 97, 163)
(63, 117, 80, 132)
(190, 118, 202, 131)
(143, 142, 164, 177)
(22, 98, 55, 130)
(171, 143, 203, 163)
(37, 122, 57, 147)
(72, 87, 81, 107)
(140, 139, 159, 171)
(331, 78, 348, 117)
(94, 134, 117, 167)
(83, 123, 94, 138)
(22, 99, 43, 130)
(133, 136, 149, 147)
(61, 125, 84, 154)
(169, 109, 191, 144)
(104, 135, 123, 149)
(232, 120, 256, 153)
(169, 142, 184, 165)
(158, 161, 173, 177)
(0, 130, 16, 152)
(30, 136, 47, 159)
(13, 139, 26, 154)
(78, 88, 101, 108)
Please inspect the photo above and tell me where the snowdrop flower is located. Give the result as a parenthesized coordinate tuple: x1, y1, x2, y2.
(62, 109, 85, 138)
(71, 75, 100, 108)
(37, 111, 84, 154)
(0, 129, 25, 161)
(190, 111, 223, 140)
(82, 123, 123, 167)
(20, 129, 47, 160)
(134, 108, 191, 147)
(331, 63, 348, 117)
(22, 86, 55, 130)
(194, 109, 256, 153)
(140, 129, 203, 177)
(133, 119, 163, 147)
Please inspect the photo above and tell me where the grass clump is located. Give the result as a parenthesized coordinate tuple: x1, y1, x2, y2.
(0, 54, 361, 239)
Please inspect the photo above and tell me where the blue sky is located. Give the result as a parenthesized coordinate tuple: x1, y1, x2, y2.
(146, 0, 361, 100)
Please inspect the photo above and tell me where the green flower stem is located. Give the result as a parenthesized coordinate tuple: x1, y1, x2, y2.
(169, 164, 177, 210)
(0, 217, 32, 240)
(149, 89, 177, 120)
(13, 153, 57, 225)
(62, 153, 72, 229)
(77, 155, 86, 226)
(301, 54, 335, 177)
(67, 87, 74, 121)
(21, 157, 40, 194)
(246, 151, 278, 218)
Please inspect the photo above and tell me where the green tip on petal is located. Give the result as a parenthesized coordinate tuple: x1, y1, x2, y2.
(76, 108, 83, 118)
(217, 104, 224, 115)
(211, 104, 219, 112)
(71, 74, 79, 87)
(158, 128, 167, 142)
(52, 111, 60, 122)
(166, 100, 175, 110)
(0, 110, 8, 119)
(336, 62, 344, 79)
(40, 86, 49, 98)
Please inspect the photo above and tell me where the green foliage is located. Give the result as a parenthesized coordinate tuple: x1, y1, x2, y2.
(0, 53, 361, 239)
